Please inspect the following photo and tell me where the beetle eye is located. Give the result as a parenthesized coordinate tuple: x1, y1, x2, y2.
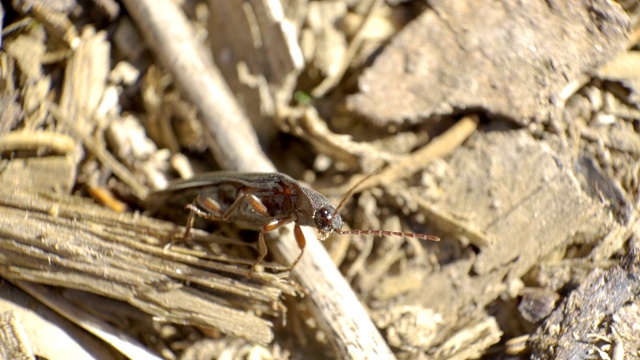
(315, 207, 335, 233)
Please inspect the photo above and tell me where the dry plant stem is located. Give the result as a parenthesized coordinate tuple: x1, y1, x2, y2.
(49, 104, 149, 200)
(275, 227, 397, 359)
(326, 115, 480, 197)
(296, 107, 398, 168)
(122, 0, 395, 357)
(121, 0, 271, 173)
(0, 131, 76, 154)
(311, 0, 384, 98)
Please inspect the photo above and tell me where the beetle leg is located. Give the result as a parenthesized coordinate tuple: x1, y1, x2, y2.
(247, 217, 294, 278)
(164, 198, 210, 251)
(193, 188, 270, 222)
(183, 201, 197, 240)
(219, 190, 269, 220)
(194, 196, 224, 218)
(186, 194, 254, 239)
(182, 197, 225, 239)
(241, 194, 270, 216)
(247, 231, 268, 279)
(287, 225, 306, 272)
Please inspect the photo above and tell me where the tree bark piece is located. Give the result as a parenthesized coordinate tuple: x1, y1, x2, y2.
(529, 237, 640, 359)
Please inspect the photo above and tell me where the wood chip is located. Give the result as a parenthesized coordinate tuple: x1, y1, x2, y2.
(529, 239, 640, 358)
(0, 186, 295, 345)
(347, 0, 629, 126)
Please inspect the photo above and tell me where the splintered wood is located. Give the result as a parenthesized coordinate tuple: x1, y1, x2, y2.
(0, 187, 296, 345)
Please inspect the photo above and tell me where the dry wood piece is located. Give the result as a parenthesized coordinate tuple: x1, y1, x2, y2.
(0, 156, 77, 193)
(15, 283, 162, 360)
(371, 305, 439, 352)
(0, 282, 117, 359)
(0, 186, 294, 346)
(361, 130, 615, 358)
(597, 51, 640, 106)
(431, 317, 502, 360)
(0, 311, 34, 360)
(417, 131, 613, 276)
(347, 0, 629, 126)
(208, 0, 304, 143)
(58, 27, 109, 136)
(2, 22, 52, 129)
(0, 131, 77, 194)
(529, 236, 640, 359)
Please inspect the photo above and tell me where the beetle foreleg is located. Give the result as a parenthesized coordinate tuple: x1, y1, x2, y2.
(288, 225, 307, 272)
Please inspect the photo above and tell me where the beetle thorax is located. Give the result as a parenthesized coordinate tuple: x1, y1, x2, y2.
(296, 186, 343, 233)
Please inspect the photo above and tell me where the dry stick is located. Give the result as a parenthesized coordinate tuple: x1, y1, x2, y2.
(325, 115, 480, 197)
(0, 131, 76, 154)
(0, 188, 280, 345)
(121, 0, 395, 358)
(121, 0, 270, 173)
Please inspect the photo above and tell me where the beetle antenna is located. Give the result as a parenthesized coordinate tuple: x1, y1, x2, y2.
(334, 229, 440, 241)
(332, 168, 440, 242)
(334, 168, 384, 215)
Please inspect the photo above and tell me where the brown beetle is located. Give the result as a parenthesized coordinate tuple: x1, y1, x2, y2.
(146, 172, 439, 277)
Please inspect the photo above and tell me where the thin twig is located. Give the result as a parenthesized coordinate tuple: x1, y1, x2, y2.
(121, 0, 395, 358)
(0, 131, 76, 154)
(323, 115, 480, 197)
(311, 0, 384, 98)
(49, 104, 149, 200)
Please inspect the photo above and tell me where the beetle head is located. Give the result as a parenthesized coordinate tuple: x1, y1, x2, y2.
(314, 206, 344, 239)
(297, 186, 343, 238)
